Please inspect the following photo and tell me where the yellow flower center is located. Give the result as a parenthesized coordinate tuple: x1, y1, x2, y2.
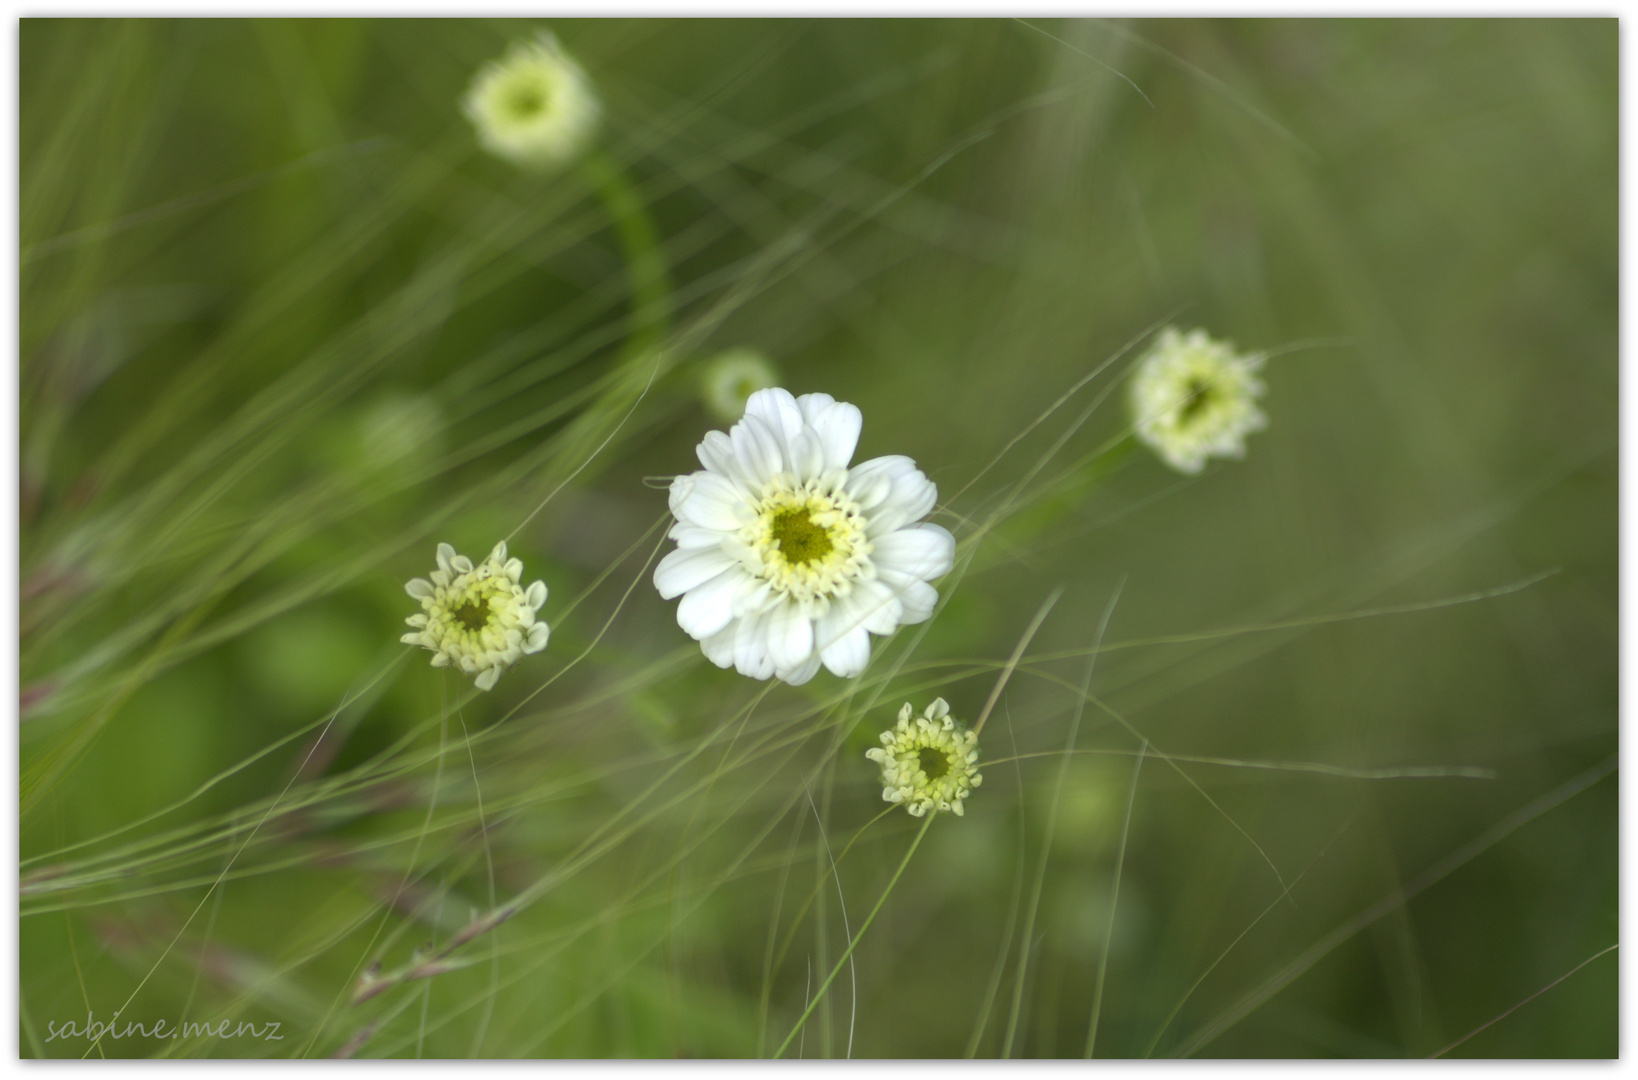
(438, 576, 510, 643)
(1178, 377, 1215, 423)
(769, 507, 835, 566)
(453, 597, 491, 632)
(506, 80, 549, 119)
(742, 479, 872, 605)
(917, 745, 951, 781)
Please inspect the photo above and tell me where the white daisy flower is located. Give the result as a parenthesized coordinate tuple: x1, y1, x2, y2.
(402, 541, 549, 691)
(1129, 326, 1268, 474)
(865, 698, 982, 817)
(654, 387, 955, 686)
(700, 347, 781, 423)
(462, 32, 599, 171)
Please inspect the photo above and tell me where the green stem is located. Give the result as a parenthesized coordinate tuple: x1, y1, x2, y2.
(773, 813, 935, 1059)
(578, 149, 671, 365)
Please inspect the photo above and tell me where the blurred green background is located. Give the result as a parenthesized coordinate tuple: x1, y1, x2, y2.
(20, 18, 1615, 1058)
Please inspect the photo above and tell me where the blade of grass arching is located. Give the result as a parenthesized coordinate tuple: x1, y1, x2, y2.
(79, 696, 358, 1058)
(943, 314, 1166, 515)
(804, 784, 856, 1058)
(22, 651, 406, 874)
(453, 702, 500, 1056)
(756, 807, 807, 1057)
(1011, 18, 1153, 108)
(1028, 569, 1562, 666)
(20, 996, 45, 1059)
(1427, 943, 1618, 1059)
(1085, 739, 1144, 1057)
(30, 319, 676, 724)
(990, 746, 1494, 782)
(20, 589, 222, 818)
(361, 712, 869, 1050)
(811, 768, 832, 1058)
(39, 567, 691, 904)
(1002, 579, 1124, 1056)
(1097, 19, 1316, 158)
(1083, 692, 1289, 896)
(21, 23, 166, 353)
(371, 717, 843, 1057)
(773, 814, 935, 1059)
(23, 138, 389, 265)
(972, 588, 1063, 739)
(964, 706, 1030, 1058)
(1142, 814, 1358, 1058)
(84, 135, 467, 497)
(56, 797, 104, 1059)
(1168, 756, 1617, 1058)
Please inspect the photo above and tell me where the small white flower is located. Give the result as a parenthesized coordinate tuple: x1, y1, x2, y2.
(700, 347, 781, 423)
(402, 541, 549, 691)
(865, 698, 983, 817)
(1129, 327, 1267, 474)
(654, 387, 955, 686)
(463, 32, 599, 171)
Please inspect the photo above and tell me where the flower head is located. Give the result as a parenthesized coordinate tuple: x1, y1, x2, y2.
(1129, 327, 1267, 474)
(463, 32, 599, 171)
(402, 541, 549, 690)
(865, 698, 982, 817)
(700, 347, 781, 423)
(654, 387, 955, 686)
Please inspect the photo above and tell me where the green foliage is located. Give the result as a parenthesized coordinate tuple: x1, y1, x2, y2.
(20, 18, 1615, 1059)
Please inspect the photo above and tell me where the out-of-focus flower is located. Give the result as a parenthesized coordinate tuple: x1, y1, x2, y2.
(402, 541, 548, 690)
(463, 32, 599, 170)
(654, 388, 954, 685)
(1129, 327, 1267, 474)
(866, 698, 982, 817)
(700, 347, 781, 423)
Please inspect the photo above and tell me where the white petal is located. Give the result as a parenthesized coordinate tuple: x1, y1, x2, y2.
(847, 455, 927, 511)
(669, 523, 726, 550)
(451, 554, 474, 574)
(787, 428, 826, 483)
(803, 397, 862, 471)
(878, 573, 939, 624)
(742, 387, 804, 446)
(842, 456, 899, 510)
(673, 471, 750, 531)
(696, 429, 745, 483)
(873, 523, 955, 581)
(676, 569, 747, 640)
(700, 621, 737, 669)
(668, 473, 695, 518)
(732, 611, 776, 680)
(526, 580, 548, 609)
(732, 578, 779, 619)
(796, 391, 836, 424)
(474, 666, 501, 691)
(525, 621, 550, 652)
(405, 578, 434, 599)
(765, 601, 814, 673)
(731, 414, 785, 482)
(781, 653, 823, 686)
(853, 458, 937, 535)
(490, 541, 508, 564)
(654, 547, 738, 600)
(436, 543, 457, 573)
(820, 625, 871, 678)
(848, 578, 907, 635)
